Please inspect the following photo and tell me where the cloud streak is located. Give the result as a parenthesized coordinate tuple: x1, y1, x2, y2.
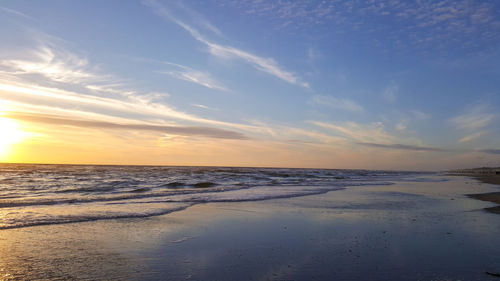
(205, 42, 310, 88)
(358, 142, 500, 156)
(311, 95, 363, 112)
(157, 61, 227, 91)
(357, 142, 447, 152)
(309, 120, 395, 143)
(450, 103, 496, 131)
(411, 110, 430, 120)
(0, 45, 98, 84)
(0, 81, 258, 132)
(191, 104, 218, 111)
(458, 131, 487, 143)
(143, 0, 309, 88)
(0, 39, 261, 133)
(6, 112, 248, 140)
(382, 81, 398, 104)
(0, 6, 36, 21)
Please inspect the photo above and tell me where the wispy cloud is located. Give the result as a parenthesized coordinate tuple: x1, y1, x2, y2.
(157, 61, 227, 91)
(222, 0, 500, 53)
(0, 32, 174, 109)
(311, 95, 364, 112)
(309, 121, 395, 143)
(175, 1, 223, 37)
(206, 43, 310, 88)
(458, 131, 488, 143)
(307, 47, 322, 61)
(357, 142, 447, 152)
(0, 44, 99, 84)
(6, 112, 247, 139)
(143, 0, 309, 88)
(395, 121, 407, 132)
(411, 110, 430, 120)
(191, 104, 218, 111)
(0, 40, 258, 132)
(0, 6, 36, 21)
(382, 81, 398, 104)
(0, 80, 257, 132)
(276, 125, 346, 145)
(159, 70, 227, 91)
(450, 103, 496, 131)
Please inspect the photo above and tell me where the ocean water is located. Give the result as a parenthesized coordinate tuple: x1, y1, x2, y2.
(0, 164, 430, 229)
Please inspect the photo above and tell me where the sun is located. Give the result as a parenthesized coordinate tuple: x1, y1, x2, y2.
(0, 117, 27, 161)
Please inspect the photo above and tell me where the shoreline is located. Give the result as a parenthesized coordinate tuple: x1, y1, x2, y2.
(446, 167, 500, 214)
(2, 175, 499, 280)
(465, 173, 500, 214)
(467, 192, 500, 214)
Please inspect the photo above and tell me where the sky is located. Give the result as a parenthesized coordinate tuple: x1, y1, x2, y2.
(0, 0, 499, 170)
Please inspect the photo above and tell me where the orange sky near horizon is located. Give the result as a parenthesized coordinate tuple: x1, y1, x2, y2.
(1, 111, 496, 171)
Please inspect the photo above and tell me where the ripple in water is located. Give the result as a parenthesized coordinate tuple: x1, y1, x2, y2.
(0, 164, 432, 229)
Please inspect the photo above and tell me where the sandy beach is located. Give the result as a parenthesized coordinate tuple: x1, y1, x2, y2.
(0, 174, 499, 280)
(451, 168, 500, 214)
(467, 174, 500, 214)
(468, 192, 500, 214)
(472, 175, 500, 186)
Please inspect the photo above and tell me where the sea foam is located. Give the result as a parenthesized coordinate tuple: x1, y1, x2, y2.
(0, 164, 432, 229)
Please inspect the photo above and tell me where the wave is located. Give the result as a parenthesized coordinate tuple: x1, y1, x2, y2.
(0, 164, 434, 229)
(0, 203, 193, 230)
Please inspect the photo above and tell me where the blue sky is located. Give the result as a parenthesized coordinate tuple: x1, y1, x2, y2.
(0, 0, 499, 169)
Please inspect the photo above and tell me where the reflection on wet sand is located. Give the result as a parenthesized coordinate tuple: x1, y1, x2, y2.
(0, 175, 499, 280)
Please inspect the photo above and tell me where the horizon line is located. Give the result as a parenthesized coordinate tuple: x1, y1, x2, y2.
(0, 161, 455, 172)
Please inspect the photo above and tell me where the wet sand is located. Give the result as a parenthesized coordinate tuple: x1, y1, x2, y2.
(465, 173, 500, 214)
(473, 175, 500, 186)
(467, 176, 500, 214)
(448, 168, 500, 214)
(468, 192, 500, 214)
(0, 175, 499, 280)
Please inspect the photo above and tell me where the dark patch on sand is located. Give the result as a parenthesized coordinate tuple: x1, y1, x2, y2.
(449, 168, 500, 215)
(467, 192, 500, 214)
(473, 175, 500, 186)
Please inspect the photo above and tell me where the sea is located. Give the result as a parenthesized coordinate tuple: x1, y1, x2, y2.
(0, 164, 432, 229)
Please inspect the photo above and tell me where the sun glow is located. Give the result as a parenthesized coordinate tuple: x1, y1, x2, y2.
(0, 117, 28, 161)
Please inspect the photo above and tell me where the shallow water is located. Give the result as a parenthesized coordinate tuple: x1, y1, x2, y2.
(0, 164, 428, 229)
(0, 175, 499, 280)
